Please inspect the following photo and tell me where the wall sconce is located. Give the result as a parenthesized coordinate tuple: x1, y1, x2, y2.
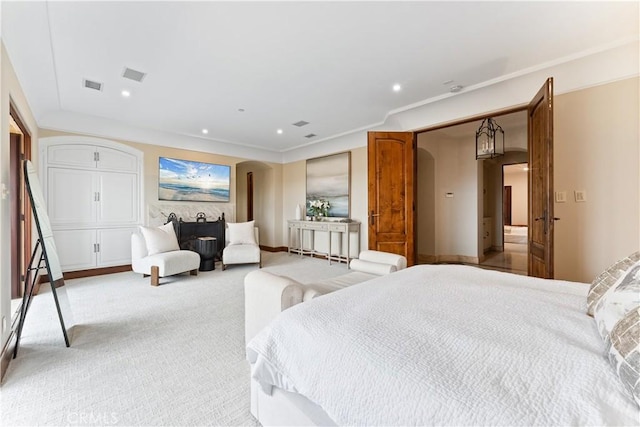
(476, 118, 504, 159)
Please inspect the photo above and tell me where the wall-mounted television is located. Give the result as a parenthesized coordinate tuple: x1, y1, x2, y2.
(159, 157, 230, 202)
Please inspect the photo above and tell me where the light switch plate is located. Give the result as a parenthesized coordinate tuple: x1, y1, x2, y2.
(575, 190, 587, 202)
(555, 191, 566, 203)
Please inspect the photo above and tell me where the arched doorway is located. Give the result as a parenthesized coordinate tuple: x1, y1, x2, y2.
(235, 161, 274, 245)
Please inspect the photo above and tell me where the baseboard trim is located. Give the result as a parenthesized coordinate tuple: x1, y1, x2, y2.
(39, 265, 133, 283)
(417, 254, 480, 265)
(259, 245, 288, 253)
(417, 254, 437, 264)
(1, 329, 17, 383)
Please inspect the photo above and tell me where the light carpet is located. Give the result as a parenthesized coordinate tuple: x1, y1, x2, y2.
(1, 252, 350, 426)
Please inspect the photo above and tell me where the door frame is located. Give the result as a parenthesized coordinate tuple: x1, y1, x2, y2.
(9, 103, 32, 301)
(414, 105, 542, 273)
(503, 184, 512, 226)
(501, 161, 529, 249)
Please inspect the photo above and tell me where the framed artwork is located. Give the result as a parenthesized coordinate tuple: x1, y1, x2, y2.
(159, 157, 230, 202)
(306, 151, 350, 218)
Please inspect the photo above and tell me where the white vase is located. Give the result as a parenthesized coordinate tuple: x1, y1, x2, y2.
(295, 204, 302, 220)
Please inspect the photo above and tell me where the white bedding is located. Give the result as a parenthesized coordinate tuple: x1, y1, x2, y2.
(247, 264, 640, 426)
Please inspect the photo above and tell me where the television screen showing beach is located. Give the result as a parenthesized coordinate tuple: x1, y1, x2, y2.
(159, 157, 230, 202)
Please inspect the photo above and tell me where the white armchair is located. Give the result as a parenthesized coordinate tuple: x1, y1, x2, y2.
(131, 223, 200, 286)
(244, 250, 406, 344)
(222, 221, 262, 270)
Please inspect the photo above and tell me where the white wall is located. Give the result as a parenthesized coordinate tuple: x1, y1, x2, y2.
(417, 148, 435, 257)
(554, 77, 639, 282)
(418, 133, 480, 259)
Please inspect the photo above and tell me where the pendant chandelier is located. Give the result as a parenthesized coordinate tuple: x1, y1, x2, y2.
(475, 118, 504, 159)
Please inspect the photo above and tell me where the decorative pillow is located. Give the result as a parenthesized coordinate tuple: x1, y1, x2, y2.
(587, 252, 640, 316)
(227, 220, 256, 245)
(604, 307, 640, 407)
(594, 260, 640, 340)
(139, 222, 180, 256)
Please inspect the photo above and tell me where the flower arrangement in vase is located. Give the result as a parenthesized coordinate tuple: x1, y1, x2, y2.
(308, 199, 331, 220)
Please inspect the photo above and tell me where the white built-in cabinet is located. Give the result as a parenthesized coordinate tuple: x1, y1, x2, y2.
(41, 138, 143, 272)
(482, 217, 493, 252)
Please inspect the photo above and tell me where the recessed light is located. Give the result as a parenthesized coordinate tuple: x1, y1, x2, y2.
(392, 83, 402, 92)
(238, 108, 245, 112)
(450, 85, 463, 93)
(121, 90, 131, 97)
(277, 129, 283, 134)
(202, 129, 209, 135)
(523, 167, 530, 171)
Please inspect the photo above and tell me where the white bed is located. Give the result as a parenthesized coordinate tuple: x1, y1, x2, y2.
(247, 264, 640, 426)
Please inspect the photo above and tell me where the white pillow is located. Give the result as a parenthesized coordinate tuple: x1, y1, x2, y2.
(139, 222, 180, 255)
(227, 220, 256, 245)
(594, 259, 640, 339)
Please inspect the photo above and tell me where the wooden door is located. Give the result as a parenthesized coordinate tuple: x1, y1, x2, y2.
(367, 132, 416, 265)
(247, 172, 254, 221)
(503, 186, 512, 226)
(528, 78, 554, 278)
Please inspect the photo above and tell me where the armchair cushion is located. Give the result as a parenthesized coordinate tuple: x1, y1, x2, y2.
(132, 249, 200, 277)
(223, 244, 261, 265)
(228, 220, 257, 245)
(139, 222, 180, 255)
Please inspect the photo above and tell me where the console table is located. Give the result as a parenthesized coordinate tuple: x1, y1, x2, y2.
(287, 220, 361, 267)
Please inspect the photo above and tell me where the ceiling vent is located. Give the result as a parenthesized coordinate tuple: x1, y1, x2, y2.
(83, 79, 103, 91)
(122, 67, 146, 82)
(293, 120, 309, 127)
(304, 133, 317, 139)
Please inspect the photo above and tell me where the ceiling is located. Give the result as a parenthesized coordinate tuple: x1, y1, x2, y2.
(2, 1, 638, 154)
(428, 110, 527, 139)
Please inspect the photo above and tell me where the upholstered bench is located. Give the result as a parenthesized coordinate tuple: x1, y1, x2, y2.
(244, 250, 406, 344)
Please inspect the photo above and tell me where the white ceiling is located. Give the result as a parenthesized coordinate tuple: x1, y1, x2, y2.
(2, 1, 638, 155)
